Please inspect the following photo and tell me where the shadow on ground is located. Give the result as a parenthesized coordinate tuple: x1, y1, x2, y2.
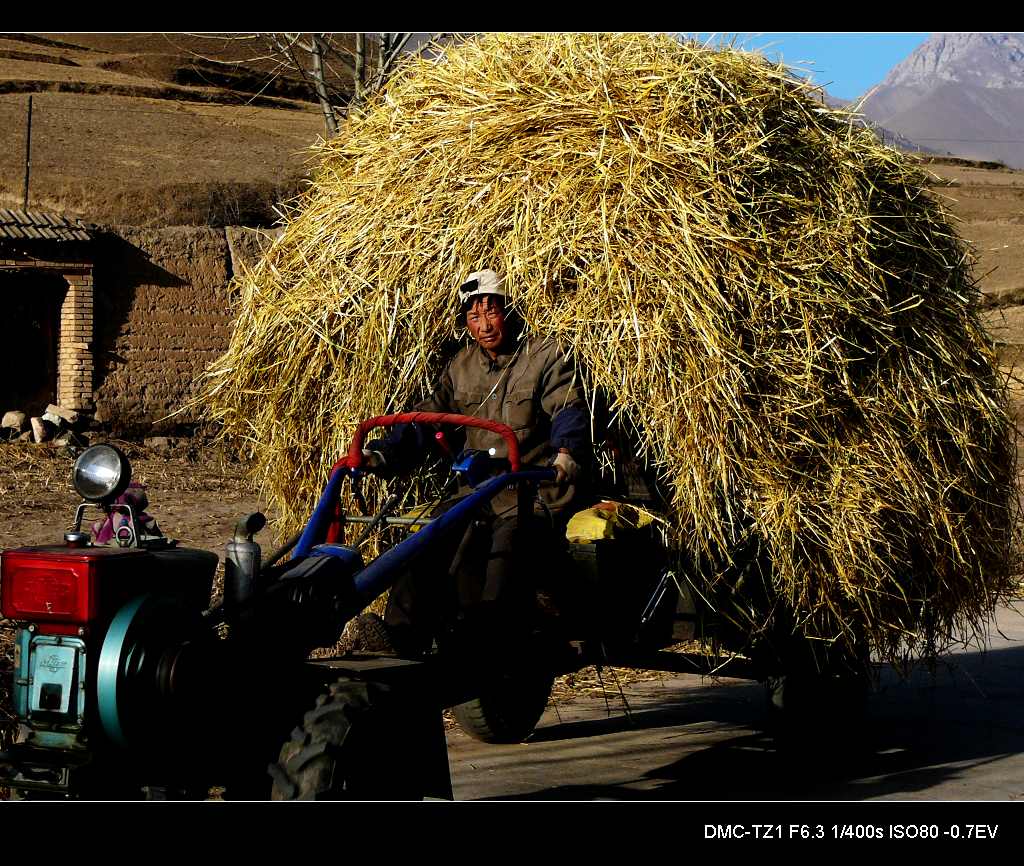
(478, 642, 1024, 801)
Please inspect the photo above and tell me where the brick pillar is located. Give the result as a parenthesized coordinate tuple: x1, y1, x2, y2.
(57, 270, 94, 410)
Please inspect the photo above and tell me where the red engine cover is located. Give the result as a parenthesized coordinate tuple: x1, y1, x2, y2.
(1, 546, 150, 625)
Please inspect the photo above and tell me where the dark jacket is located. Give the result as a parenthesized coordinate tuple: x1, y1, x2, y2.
(372, 337, 590, 516)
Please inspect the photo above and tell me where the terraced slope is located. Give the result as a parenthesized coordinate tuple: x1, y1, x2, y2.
(0, 33, 325, 225)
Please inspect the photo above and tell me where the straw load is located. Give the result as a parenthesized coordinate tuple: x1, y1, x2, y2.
(202, 33, 1019, 667)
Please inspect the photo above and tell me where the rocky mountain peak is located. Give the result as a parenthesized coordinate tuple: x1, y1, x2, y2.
(882, 33, 1024, 90)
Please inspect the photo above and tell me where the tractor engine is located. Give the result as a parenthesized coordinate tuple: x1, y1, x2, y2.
(1, 543, 217, 796)
(0, 446, 216, 797)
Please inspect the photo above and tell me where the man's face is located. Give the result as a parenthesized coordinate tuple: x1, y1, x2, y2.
(465, 295, 508, 354)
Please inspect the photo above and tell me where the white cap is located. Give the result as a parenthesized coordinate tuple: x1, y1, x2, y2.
(458, 269, 506, 305)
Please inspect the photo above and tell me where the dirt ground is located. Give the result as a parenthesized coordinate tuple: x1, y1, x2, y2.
(0, 34, 350, 225)
(0, 440, 269, 554)
(927, 158, 1024, 305)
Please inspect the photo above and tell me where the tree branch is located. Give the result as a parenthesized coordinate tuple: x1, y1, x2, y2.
(310, 34, 339, 137)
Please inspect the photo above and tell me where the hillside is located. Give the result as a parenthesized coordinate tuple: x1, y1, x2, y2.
(919, 155, 1024, 439)
(10, 33, 348, 106)
(0, 33, 328, 226)
(924, 157, 1024, 305)
(860, 34, 1024, 170)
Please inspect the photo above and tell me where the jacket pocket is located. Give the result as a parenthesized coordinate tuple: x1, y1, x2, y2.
(503, 389, 535, 436)
(453, 389, 489, 416)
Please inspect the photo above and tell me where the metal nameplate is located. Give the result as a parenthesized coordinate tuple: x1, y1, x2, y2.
(29, 644, 77, 715)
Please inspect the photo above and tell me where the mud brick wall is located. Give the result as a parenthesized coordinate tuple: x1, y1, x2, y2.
(226, 226, 282, 276)
(2, 226, 277, 431)
(91, 227, 237, 431)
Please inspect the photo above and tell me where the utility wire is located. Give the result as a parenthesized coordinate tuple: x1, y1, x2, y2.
(8, 93, 1024, 158)
(0, 82, 319, 126)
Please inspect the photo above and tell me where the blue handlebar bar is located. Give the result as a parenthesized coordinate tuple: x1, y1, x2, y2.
(293, 468, 349, 559)
(292, 466, 557, 599)
(352, 469, 555, 602)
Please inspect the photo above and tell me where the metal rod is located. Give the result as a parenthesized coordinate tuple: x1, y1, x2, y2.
(602, 650, 760, 681)
(352, 491, 402, 547)
(262, 530, 303, 570)
(639, 569, 673, 627)
(23, 95, 32, 210)
(343, 515, 434, 526)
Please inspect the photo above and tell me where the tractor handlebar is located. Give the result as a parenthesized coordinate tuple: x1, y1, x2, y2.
(338, 412, 521, 474)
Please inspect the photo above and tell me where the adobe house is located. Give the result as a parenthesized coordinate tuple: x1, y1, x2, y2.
(0, 209, 96, 415)
(1, 209, 274, 433)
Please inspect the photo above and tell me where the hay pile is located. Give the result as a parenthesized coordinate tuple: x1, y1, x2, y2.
(202, 33, 1019, 666)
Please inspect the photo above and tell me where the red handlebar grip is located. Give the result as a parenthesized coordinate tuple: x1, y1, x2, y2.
(343, 412, 521, 472)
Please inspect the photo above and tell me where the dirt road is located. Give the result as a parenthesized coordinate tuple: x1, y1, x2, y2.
(447, 603, 1024, 801)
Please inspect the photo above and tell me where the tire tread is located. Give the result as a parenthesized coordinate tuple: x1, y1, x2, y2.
(270, 677, 412, 800)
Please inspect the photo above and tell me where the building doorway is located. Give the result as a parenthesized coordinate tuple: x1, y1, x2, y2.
(0, 270, 66, 414)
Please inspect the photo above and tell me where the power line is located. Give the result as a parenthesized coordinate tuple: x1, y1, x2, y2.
(8, 95, 1024, 146)
(15, 103, 226, 119)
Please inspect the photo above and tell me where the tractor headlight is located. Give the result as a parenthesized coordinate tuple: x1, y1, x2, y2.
(72, 445, 132, 503)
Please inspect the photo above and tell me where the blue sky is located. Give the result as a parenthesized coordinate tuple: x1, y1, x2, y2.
(689, 33, 929, 101)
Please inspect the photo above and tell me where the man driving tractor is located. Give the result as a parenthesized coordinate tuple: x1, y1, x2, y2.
(343, 268, 591, 656)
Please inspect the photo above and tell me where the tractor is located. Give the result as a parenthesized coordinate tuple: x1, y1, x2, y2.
(0, 413, 863, 800)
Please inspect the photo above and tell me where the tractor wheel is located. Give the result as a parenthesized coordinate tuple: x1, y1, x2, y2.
(269, 677, 425, 801)
(452, 667, 554, 744)
(765, 656, 871, 754)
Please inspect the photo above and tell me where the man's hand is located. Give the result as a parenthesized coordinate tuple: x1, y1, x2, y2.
(552, 450, 578, 484)
(360, 449, 387, 473)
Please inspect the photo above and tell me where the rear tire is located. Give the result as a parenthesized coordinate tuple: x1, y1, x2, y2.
(453, 668, 554, 744)
(765, 657, 871, 754)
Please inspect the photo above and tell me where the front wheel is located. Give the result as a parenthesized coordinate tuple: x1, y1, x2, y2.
(270, 678, 434, 801)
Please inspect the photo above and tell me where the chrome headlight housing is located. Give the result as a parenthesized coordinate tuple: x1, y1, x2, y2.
(72, 445, 132, 503)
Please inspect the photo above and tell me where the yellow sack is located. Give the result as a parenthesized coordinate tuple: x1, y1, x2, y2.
(566, 500, 657, 543)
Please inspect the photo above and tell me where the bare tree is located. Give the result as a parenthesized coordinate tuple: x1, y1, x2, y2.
(176, 33, 452, 137)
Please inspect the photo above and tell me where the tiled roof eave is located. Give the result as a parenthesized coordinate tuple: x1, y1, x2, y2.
(0, 208, 96, 243)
